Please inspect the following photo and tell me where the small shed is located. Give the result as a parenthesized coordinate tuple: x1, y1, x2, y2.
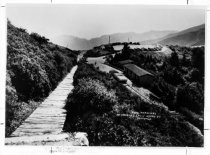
(123, 64, 154, 87)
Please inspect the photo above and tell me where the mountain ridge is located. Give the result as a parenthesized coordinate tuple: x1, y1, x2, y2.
(142, 24, 205, 46)
(51, 24, 205, 50)
(51, 30, 176, 50)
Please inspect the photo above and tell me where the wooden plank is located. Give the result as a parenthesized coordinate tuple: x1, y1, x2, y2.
(6, 66, 78, 145)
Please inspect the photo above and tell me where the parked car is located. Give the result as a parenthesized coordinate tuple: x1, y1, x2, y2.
(113, 73, 127, 83)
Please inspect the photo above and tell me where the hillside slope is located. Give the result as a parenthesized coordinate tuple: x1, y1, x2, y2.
(6, 20, 77, 136)
(64, 63, 203, 146)
(158, 24, 205, 46)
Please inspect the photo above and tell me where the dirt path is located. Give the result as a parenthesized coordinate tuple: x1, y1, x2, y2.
(5, 65, 78, 145)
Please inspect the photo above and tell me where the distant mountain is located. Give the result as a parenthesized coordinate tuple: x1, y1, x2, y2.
(51, 35, 92, 51)
(51, 24, 205, 50)
(51, 30, 176, 50)
(159, 24, 205, 46)
(142, 24, 205, 46)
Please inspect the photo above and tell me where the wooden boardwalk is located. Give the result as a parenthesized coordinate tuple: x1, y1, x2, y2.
(5, 66, 78, 145)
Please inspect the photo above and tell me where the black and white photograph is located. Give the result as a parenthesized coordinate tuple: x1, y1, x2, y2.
(4, 4, 206, 147)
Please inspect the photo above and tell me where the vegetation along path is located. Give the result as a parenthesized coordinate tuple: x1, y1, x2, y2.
(5, 65, 78, 145)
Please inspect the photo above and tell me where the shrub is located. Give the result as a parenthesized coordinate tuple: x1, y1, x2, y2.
(17, 27, 27, 33)
(63, 62, 203, 146)
(191, 47, 204, 75)
(66, 78, 117, 115)
(6, 21, 77, 136)
(176, 82, 204, 114)
(169, 51, 179, 67)
(186, 68, 202, 83)
(30, 32, 49, 44)
(10, 55, 51, 101)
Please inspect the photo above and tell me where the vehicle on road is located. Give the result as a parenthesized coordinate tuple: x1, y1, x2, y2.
(113, 72, 127, 83)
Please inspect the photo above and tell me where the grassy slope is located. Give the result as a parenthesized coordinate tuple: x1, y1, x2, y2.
(6, 21, 77, 136)
(63, 63, 203, 146)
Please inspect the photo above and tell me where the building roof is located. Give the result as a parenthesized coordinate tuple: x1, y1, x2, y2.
(118, 60, 133, 65)
(124, 64, 153, 77)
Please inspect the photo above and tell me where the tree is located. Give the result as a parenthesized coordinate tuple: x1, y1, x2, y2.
(121, 43, 131, 59)
(191, 47, 204, 75)
(182, 53, 188, 66)
(176, 82, 204, 114)
(169, 51, 179, 67)
(163, 65, 183, 86)
(188, 68, 200, 82)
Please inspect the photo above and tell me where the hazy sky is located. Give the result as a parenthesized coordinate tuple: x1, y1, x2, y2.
(7, 4, 205, 40)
